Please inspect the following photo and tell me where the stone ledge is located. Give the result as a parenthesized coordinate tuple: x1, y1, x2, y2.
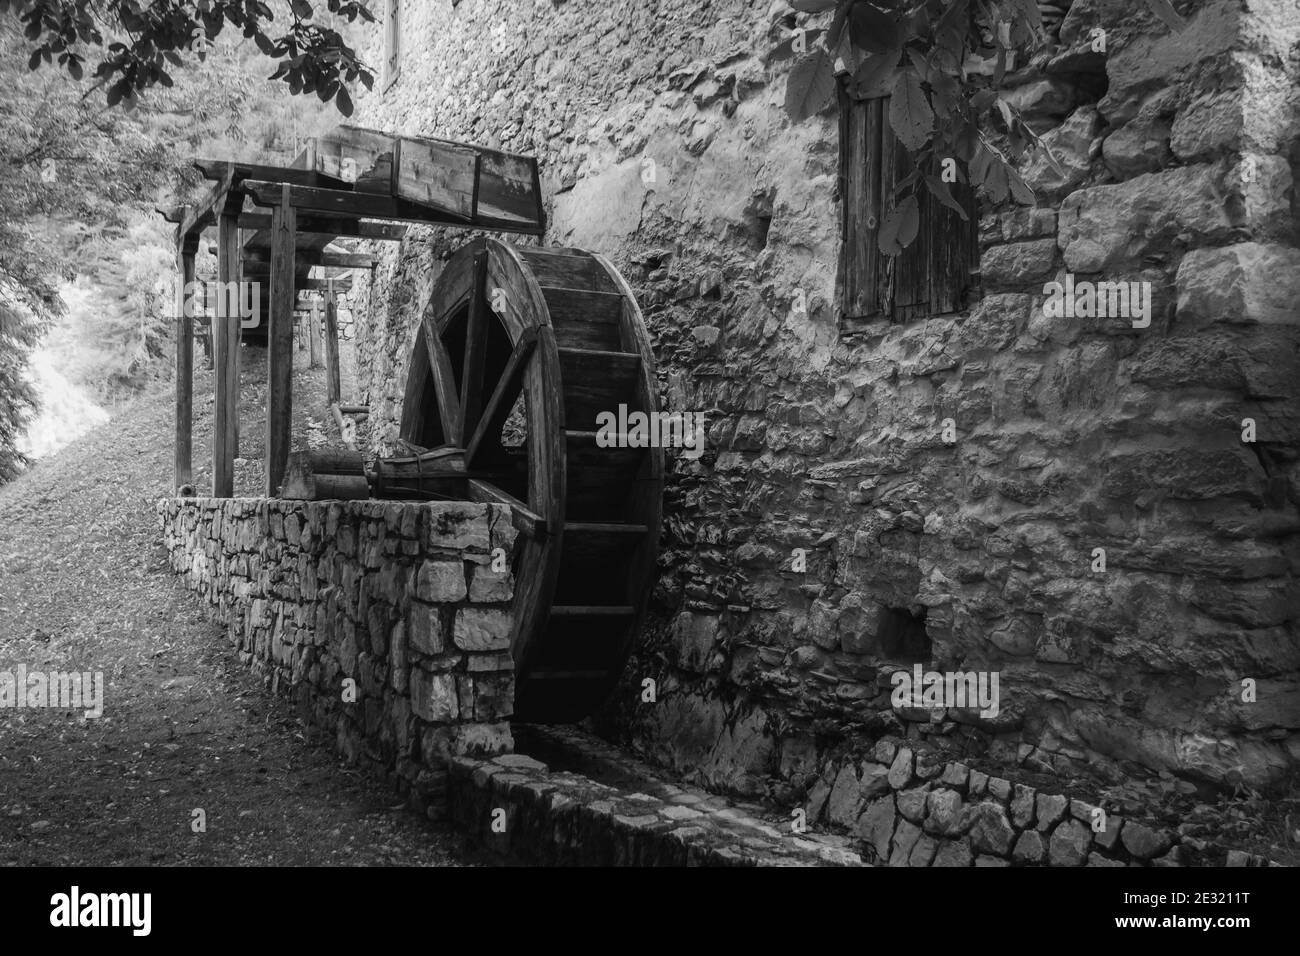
(446, 752, 864, 867)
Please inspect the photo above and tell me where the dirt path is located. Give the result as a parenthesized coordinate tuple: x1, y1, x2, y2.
(0, 348, 479, 866)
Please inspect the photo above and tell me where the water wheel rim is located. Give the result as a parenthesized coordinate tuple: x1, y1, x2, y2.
(399, 237, 566, 670)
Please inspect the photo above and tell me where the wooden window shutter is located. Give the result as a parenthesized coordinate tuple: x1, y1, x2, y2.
(838, 87, 979, 325)
(384, 0, 401, 88)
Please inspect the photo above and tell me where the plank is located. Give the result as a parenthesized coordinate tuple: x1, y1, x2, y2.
(241, 179, 543, 235)
(308, 299, 323, 368)
(313, 125, 396, 193)
(556, 347, 640, 430)
(174, 238, 197, 492)
(540, 286, 624, 351)
(324, 295, 341, 406)
(513, 248, 617, 292)
(236, 212, 407, 241)
(394, 136, 478, 219)
(466, 478, 547, 538)
(266, 183, 296, 496)
(476, 150, 543, 226)
(212, 210, 241, 497)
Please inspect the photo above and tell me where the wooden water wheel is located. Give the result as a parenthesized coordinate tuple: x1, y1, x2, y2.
(399, 237, 663, 722)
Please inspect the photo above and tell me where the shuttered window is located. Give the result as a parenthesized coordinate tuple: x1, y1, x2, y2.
(837, 88, 979, 327)
(383, 0, 401, 90)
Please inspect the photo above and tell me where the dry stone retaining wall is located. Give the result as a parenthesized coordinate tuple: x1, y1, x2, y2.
(807, 738, 1273, 867)
(347, 0, 1300, 798)
(157, 497, 518, 811)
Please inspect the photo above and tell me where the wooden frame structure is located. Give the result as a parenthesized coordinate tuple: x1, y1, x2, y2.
(159, 125, 544, 497)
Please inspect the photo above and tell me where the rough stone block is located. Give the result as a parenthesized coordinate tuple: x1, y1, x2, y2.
(1036, 793, 1069, 831)
(417, 560, 468, 603)
(453, 607, 512, 652)
(1176, 243, 1300, 329)
(932, 839, 973, 868)
(1048, 818, 1092, 867)
(408, 602, 444, 655)
(426, 503, 491, 551)
(1120, 821, 1173, 860)
(410, 669, 459, 723)
(967, 802, 1016, 857)
(1012, 829, 1047, 864)
(856, 795, 897, 861)
(1058, 165, 1233, 271)
(827, 765, 863, 828)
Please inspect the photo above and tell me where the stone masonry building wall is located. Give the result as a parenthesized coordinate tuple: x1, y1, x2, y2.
(157, 497, 519, 813)
(346, 0, 1300, 797)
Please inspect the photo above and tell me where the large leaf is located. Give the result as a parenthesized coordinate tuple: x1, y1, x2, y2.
(1007, 167, 1035, 205)
(849, 52, 896, 99)
(784, 49, 837, 122)
(924, 174, 969, 221)
(879, 195, 919, 255)
(848, 3, 900, 54)
(887, 67, 933, 150)
(1144, 0, 1188, 31)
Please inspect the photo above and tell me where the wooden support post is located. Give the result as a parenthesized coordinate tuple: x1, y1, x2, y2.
(324, 285, 342, 407)
(174, 236, 198, 493)
(308, 298, 323, 368)
(267, 183, 296, 496)
(213, 210, 241, 497)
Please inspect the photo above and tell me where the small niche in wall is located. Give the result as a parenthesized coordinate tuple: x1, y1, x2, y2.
(878, 606, 931, 664)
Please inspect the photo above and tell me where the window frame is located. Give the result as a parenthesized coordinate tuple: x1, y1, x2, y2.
(383, 0, 401, 91)
(836, 85, 980, 330)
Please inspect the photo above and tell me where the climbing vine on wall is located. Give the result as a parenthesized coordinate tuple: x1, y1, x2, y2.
(781, 0, 1186, 256)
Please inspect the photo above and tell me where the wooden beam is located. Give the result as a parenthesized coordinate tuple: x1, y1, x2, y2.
(174, 236, 198, 493)
(301, 278, 354, 292)
(180, 165, 235, 240)
(308, 298, 323, 369)
(243, 249, 375, 269)
(194, 160, 329, 188)
(235, 213, 407, 241)
(266, 183, 296, 496)
(212, 210, 240, 497)
(324, 293, 341, 407)
(465, 328, 537, 466)
(241, 179, 543, 236)
(467, 478, 546, 538)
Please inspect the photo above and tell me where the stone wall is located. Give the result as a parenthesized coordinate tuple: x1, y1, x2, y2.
(346, 0, 1300, 795)
(157, 497, 519, 812)
(808, 736, 1273, 867)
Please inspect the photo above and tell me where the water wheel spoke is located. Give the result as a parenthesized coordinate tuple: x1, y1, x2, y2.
(458, 249, 490, 446)
(420, 308, 463, 442)
(465, 327, 537, 467)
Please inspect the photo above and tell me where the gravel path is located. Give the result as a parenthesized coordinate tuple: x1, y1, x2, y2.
(0, 349, 480, 866)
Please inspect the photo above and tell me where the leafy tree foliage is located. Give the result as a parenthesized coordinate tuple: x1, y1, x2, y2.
(0, 1, 371, 480)
(3, 0, 374, 114)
